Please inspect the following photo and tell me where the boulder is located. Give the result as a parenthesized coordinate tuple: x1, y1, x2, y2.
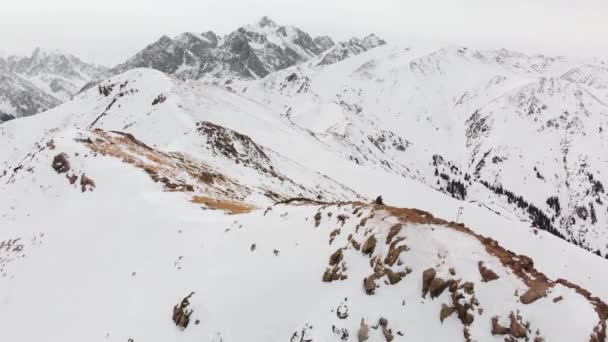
(509, 312, 528, 338)
(440, 304, 454, 323)
(362, 235, 377, 255)
(422, 268, 436, 297)
(52, 153, 70, 173)
(363, 276, 376, 295)
(358, 319, 369, 342)
(491, 316, 510, 335)
(329, 248, 344, 266)
(429, 277, 448, 298)
(520, 284, 547, 304)
(478, 261, 499, 282)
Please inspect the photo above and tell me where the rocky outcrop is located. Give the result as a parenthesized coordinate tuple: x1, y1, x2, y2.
(172, 292, 195, 329)
(478, 261, 499, 282)
(52, 153, 70, 173)
(361, 235, 377, 255)
(422, 268, 436, 297)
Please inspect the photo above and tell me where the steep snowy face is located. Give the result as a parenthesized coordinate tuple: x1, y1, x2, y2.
(110, 17, 386, 84)
(314, 35, 336, 52)
(112, 36, 202, 80)
(6, 48, 107, 101)
(466, 77, 608, 253)
(238, 44, 608, 257)
(561, 64, 608, 101)
(0, 69, 61, 123)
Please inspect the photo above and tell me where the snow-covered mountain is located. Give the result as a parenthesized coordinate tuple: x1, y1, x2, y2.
(111, 17, 385, 84)
(0, 48, 107, 123)
(2, 66, 608, 342)
(237, 44, 608, 257)
(0, 67, 61, 123)
(5, 48, 108, 101)
(2, 18, 608, 342)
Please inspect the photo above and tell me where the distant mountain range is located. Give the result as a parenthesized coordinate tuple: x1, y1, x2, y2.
(0, 48, 107, 123)
(111, 16, 385, 83)
(1, 16, 386, 123)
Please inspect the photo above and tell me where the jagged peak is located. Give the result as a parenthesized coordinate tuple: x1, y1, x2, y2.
(361, 34, 387, 48)
(257, 16, 278, 28)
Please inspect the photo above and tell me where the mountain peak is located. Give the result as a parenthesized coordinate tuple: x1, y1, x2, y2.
(30, 47, 71, 59)
(257, 16, 278, 28)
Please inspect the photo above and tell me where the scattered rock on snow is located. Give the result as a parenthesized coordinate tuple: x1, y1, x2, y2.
(361, 235, 377, 255)
(358, 319, 369, 342)
(509, 312, 528, 338)
(52, 153, 70, 173)
(440, 303, 454, 323)
(491, 316, 510, 335)
(520, 283, 548, 304)
(422, 268, 436, 297)
(478, 261, 499, 282)
(172, 292, 195, 330)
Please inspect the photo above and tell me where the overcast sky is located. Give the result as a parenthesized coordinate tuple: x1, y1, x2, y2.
(2, 0, 608, 66)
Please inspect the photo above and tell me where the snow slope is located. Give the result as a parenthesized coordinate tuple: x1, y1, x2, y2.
(1, 66, 608, 341)
(239, 43, 608, 257)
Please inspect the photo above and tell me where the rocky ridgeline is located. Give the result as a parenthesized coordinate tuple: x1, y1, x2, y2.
(275, 199, 608, 341)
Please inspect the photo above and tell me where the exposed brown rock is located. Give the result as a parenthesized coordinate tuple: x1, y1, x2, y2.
(553, 296, 563, 303)
(520, 283, 548, 304)
(386, 223, 403, 244)
(385, 269, 407, 285)
(323, 265, 346, 282)
(52, 153, 70, 173)
(314, 212, 322, 227)
(478, 261, 499, 282)
(509, 312, 528, 338)
(382, 325, 393, 342)
(373, 196, 384, 205)
(463, 327, 473, 342)
(66, 173, 78, 184)
(362, 235, 377, 255)
(491, 316, 510, 335)
(429, 277, 449, 298)
(80, 173, 96, 192)
(172, 292, 195, 329)
(384, 243, 408, 266)
(422, 268, 437, 297)
(46, 139, 56, 150)
(447, 279, 459, 293)
(329, 228, 341, 244)
(363, 276, 376, 295)
(461, 282, 475, 295)
(329, 248, 344, 266)
(440, 303, 454, 323)
(337, 214, 349, 226)
(449, 267, 456, 276)
(451, 290, 474, 326)
(358, 319, 369, 342)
